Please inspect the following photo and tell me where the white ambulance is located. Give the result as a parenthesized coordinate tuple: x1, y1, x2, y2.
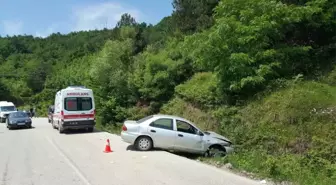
(52, 86, 96, 133)
(0, 101, 17, 123)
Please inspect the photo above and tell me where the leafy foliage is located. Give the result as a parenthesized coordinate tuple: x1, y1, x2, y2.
(0, 1, 335, 185)
(172, 0, 219, 33)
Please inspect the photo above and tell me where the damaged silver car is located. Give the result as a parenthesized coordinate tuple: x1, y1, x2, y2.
(121, 114, 234, 157)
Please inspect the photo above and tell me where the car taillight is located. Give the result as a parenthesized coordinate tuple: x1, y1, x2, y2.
(93, 109, 96, 120)
(122, 124, 127, 131)
(61, 110, 64, 120)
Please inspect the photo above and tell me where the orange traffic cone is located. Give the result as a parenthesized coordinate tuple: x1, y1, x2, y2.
(103, 139, 113, 153)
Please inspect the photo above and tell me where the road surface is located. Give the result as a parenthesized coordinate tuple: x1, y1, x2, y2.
(0, 118, 262, 185)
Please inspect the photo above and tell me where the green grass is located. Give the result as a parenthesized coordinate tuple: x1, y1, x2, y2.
(160, 80, 336, 185)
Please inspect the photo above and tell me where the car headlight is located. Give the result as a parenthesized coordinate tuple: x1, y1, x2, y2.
(10, 120, 17, 124)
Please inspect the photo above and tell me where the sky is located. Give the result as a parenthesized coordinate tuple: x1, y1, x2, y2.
(0, 0, 173, 37)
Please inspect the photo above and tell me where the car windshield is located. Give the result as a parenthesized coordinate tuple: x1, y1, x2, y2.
(204, 131, 211, 135)
(0, 106, 16, 111)
(48, 106, 54, 113)
(9, 112, 28, 118)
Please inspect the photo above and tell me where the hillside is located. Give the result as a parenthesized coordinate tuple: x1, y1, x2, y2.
(0, 0, 335, 185)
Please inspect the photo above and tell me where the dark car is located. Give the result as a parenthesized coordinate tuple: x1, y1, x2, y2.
(48, 105, 54, 123)
(22, 110, 31, 117)
(6, 111, 32, 130)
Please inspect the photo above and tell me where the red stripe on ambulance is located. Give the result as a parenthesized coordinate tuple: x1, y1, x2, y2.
(63, 114, 94, 119)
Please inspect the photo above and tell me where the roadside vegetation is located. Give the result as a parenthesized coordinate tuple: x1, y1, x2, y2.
(0, 0, 335, 184)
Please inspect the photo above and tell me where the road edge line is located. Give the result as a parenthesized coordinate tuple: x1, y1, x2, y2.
(46, 136, 92, 185)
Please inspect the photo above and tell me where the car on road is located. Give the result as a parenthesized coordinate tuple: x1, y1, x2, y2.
(0, 101, 17, 123)
(48, 105, 54, 123)
(121, 114, 234, 157)
(6, 111, 32, 129)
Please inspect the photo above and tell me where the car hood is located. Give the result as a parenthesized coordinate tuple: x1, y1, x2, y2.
(204, 131, 232, 144)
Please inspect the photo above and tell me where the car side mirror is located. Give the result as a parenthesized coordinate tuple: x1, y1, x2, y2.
(197, 130, 204, 136)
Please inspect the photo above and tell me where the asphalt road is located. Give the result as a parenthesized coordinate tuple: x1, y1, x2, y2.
(0, 118, 262, 185)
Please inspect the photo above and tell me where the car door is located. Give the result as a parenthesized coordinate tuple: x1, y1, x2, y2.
(147, 118, 176, 149)
(174, 119, 204, 153)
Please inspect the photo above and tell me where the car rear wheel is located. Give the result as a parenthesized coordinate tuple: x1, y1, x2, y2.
(135, 136, 153, 151)
(87, 127, 94, 132)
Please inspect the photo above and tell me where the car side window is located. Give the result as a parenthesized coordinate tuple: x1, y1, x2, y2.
(149, 118, 173, 130)
(176, 120, 197, 135)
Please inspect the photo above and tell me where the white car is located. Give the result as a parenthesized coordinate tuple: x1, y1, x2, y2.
(121, 114, 234, 157)
(0, 101, 17, 123)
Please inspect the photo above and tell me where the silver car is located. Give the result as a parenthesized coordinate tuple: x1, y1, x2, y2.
(121, 114, 234, 157)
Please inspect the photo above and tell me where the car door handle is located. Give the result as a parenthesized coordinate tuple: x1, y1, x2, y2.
(178, 134, 183, 137)
(150, 130, 156, 133)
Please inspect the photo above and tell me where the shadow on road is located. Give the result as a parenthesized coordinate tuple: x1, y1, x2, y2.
(170, 151, 200, 160)
(64, 128, 103, 135)
(125, 145, 163, 152)
(125, 144, 200, 159)
(9, 126, 35, 131)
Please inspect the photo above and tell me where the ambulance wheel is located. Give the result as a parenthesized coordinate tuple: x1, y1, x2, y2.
(58, 123, 65, 134)
(51, 120, 56, 129)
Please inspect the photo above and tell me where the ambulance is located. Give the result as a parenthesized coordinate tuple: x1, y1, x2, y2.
(52, 86, 96, 133)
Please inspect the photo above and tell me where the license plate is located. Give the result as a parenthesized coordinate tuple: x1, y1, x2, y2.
(17, 122, 26, 125)
(69, 122, 78, 125)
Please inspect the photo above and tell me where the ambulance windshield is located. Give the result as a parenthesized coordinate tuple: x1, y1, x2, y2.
(0, 106, 16, 112)
(64, 97, 92, 111)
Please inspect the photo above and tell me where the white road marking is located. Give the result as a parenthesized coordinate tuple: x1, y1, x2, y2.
(46, 136, 92, 185)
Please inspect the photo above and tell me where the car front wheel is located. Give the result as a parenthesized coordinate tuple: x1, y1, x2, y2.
(205, 145, 227, 157)
(135, 136, 153, 151)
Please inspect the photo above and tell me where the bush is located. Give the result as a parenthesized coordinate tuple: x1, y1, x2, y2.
(242, 81, 336, 124)
(224, 81, 336, 185)
(161, 97, 218, 131)
(175, 72, 222, 108)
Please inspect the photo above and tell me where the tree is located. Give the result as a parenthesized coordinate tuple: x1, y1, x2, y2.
(0, 81, 10, 101)
(172, 0, 219, 33)
(116, 13, 137, 28)
(183, 0, 336, 104)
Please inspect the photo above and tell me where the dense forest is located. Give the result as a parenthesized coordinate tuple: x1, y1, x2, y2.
(0, 0, 335, 184)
